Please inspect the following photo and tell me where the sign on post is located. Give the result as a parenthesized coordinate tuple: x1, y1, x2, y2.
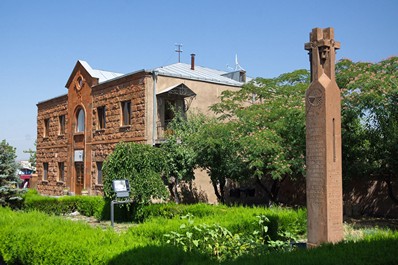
(111, 179, 133, 227)
(112, 179, 130, 198)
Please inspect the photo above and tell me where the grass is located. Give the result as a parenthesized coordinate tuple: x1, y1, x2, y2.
(1, 204, 398, 265)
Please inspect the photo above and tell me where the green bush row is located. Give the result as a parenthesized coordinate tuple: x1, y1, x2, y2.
(23, 189, 105, 219)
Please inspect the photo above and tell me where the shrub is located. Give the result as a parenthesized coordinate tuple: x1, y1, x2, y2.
(23, 189, 105, 219)
(164, 213, 298, 262)
(102, 142, 169, 207)
(137, 203, 217, 221)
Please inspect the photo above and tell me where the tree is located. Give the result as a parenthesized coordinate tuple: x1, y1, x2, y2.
(192, 120, 245, 203)
(211, 69, 309, 204)
(0, 140, 24, 208)
(161, 112, 205, 203)
(102, 142, 169, 205)
(337, 57, 398, 203)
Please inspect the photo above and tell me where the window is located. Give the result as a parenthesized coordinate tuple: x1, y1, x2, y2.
(96, 162, 103, 185)
(97, 106, 106, 129)
(121, 101, 131, 126)
(43, 163, 48, 181)
(77, 76, 83, 88)
(76, 108, 85, 132)
(165, 99, 184, 126)
(59, 115, 65, 135)
(44, 118, 50, 137)
(58, 162, 65, 182)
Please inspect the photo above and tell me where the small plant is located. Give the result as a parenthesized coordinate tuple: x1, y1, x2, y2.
(164, 214, 295, 262)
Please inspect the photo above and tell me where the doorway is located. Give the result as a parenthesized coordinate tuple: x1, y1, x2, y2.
(75, 162, 84, 195)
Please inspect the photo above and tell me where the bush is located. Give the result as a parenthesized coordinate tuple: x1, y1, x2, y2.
(137, 203, 217, 221)
(163, 214, 293, 262)
(23, 189, 104, 219)
(130, 203, 306, 244)
(102, 142, 169, 206)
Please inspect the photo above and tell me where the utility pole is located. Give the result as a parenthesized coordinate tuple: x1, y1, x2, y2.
(175, 43, 183, 63)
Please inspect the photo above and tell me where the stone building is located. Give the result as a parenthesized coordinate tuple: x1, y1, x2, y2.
(36, 56, 245, 198)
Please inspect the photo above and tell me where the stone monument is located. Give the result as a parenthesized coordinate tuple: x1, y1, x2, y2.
(304, 28, 343, 247)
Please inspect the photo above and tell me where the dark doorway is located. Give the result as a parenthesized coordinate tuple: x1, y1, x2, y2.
(75, 162, 84, 195)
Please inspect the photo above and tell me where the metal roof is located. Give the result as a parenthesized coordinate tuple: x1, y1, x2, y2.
(157, 83, 196, 97)
(152, 63, 244, 87)
(79, 60, 124, 84)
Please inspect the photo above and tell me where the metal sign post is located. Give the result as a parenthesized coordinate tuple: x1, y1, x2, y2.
(111, 179, 133, 227)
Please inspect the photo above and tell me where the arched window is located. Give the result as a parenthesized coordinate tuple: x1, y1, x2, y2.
(76, 108, 85, 132)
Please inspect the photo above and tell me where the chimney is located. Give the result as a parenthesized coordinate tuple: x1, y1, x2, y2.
(190, 53, 195, 70)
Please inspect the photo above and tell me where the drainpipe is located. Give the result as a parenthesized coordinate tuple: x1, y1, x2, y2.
(152, 70, 158, 146)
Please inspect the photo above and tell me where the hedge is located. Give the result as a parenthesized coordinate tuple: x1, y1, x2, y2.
(22, 189, 105, 219)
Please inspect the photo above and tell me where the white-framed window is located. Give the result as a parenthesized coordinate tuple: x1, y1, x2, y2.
(76, 108, 85, 132)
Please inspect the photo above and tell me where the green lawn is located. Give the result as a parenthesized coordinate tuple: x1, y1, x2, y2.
(1, 205, 397, 265)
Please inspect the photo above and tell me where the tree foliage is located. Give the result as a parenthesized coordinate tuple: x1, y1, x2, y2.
(0, 139, 23, 208)
(337, 56, 398, 202)
(161, 112, 205, 203)
(102, 142, 168, 205)
(191, 120, 245, 203)
(210, 69, 309, 203)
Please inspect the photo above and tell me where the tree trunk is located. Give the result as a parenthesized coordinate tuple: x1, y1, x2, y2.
(255, 176, 286, 205)
(212, 181, 225, 204)
(166, 176, 180, 204)
(255, 176, 274, 205)
(270, 175, 287, 203)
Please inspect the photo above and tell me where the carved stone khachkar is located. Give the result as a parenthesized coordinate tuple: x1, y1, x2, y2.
(304, 28, 343, 247)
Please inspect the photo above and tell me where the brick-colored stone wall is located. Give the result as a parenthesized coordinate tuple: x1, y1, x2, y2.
(91, 76, 146, 142)
(36, 62, 148, 196)
(36, 95, 69, 195)
(89, 75, 147, 195)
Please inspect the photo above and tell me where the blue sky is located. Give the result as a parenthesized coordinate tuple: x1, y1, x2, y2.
(0, 0, 397, 160)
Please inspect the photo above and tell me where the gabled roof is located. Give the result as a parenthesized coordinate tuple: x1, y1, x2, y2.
(157, 83, 196, 98)
(65, 60, 123, 88)
(78, 60, 124, 83)
(152, 63, 244, 87)
(66, 60, 246, 89)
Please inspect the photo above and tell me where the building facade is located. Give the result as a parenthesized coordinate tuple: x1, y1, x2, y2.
(36, 57, 245, 197)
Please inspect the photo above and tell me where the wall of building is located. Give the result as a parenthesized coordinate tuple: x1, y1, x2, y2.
(36, 65, 242, 198)
(36, 95, 69, 195)
(156, 75, 240, 115)
(90, 74, 148, 195)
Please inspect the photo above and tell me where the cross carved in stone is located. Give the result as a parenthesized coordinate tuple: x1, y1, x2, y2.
(304, 28, 340, 82)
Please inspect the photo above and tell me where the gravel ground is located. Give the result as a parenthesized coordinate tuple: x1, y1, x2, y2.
(63, 211, 135, 233)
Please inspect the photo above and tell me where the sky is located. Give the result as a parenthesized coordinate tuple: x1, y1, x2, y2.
(0, 0, 397, 160)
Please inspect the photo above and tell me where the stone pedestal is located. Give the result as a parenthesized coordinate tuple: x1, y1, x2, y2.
(304, 28, 343, 246)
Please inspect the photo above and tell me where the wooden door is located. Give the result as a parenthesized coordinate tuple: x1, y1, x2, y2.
(75, 162, 84, 195)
